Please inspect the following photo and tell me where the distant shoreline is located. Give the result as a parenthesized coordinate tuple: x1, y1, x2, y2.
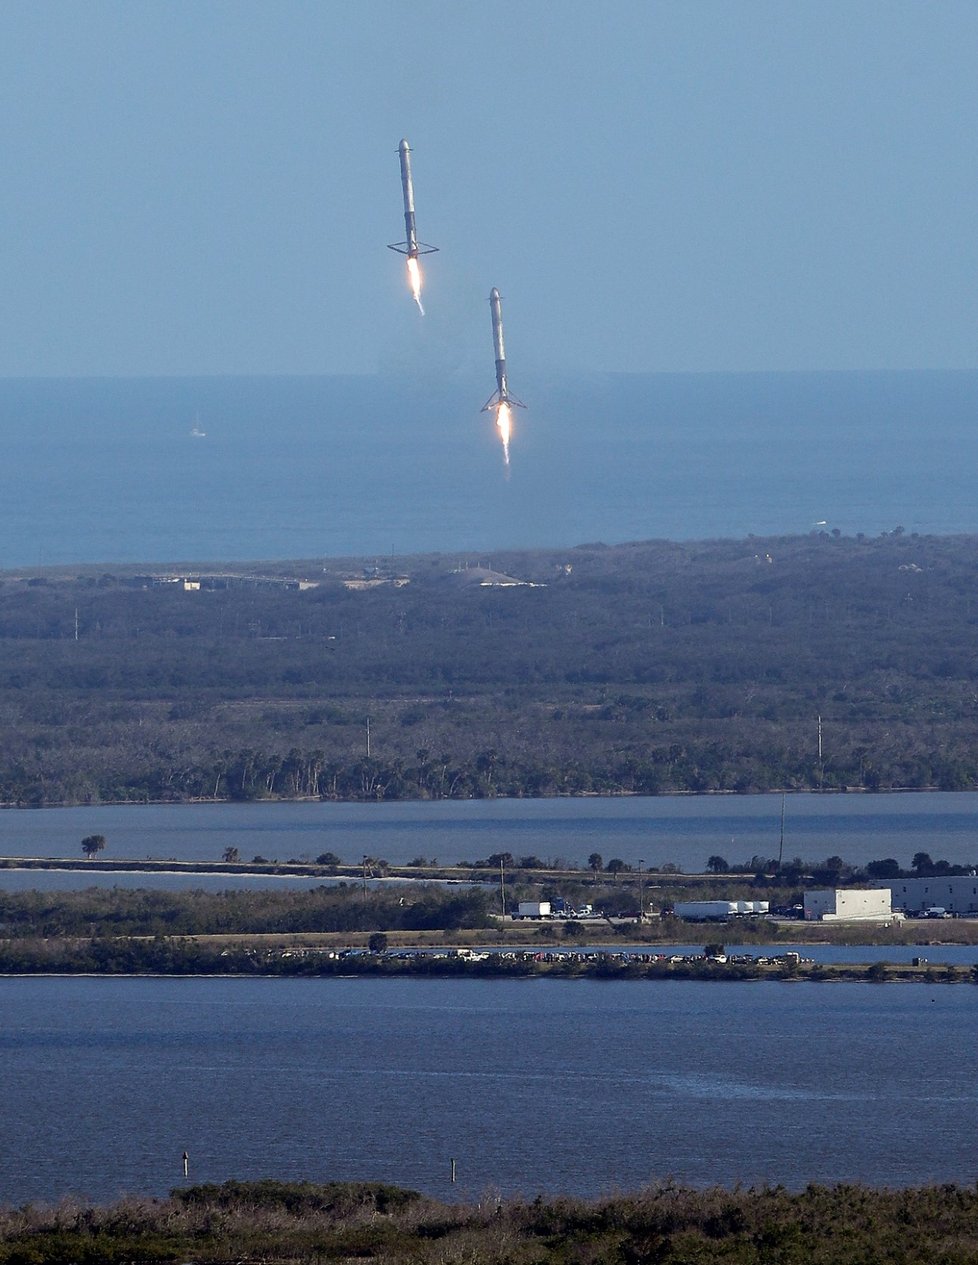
(0, 945, 971, 985)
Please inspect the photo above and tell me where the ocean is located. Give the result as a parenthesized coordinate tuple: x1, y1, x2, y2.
(0, 369, 976, 568)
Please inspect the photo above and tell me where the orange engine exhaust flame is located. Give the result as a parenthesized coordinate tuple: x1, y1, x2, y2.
(406, 257, 425, 315)
(496, 401, 512, 468)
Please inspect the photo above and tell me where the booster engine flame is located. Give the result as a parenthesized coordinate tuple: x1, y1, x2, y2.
(496, 401, 512, 468)
(406, 257, 425, 315)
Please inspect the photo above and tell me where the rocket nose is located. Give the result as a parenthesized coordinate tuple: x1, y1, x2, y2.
(490, 288, 500, 301)
(399, 138, 410, 153)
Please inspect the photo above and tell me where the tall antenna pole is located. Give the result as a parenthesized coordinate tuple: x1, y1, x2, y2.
(499, 857, 506, 918)
(366, 716, 371, 758)
(778, 793, 786, 870)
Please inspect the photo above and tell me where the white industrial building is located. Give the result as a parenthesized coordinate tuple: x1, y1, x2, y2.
(873, 876, 978, 916)
(804, 888, 893, 921)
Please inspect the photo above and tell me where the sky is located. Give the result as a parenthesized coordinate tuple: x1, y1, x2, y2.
(0, 1, 976, 378)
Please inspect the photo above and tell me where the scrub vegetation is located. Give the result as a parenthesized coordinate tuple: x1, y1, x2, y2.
(2, 530, 978, 805)
(2, 1178, 978, 1263)
(0, 884, 975, 979)
(0, 884, 495, 940)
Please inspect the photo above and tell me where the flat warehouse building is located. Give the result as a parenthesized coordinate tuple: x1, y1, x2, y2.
(804, 888, 893, 921)
(872, 877, 978, 915)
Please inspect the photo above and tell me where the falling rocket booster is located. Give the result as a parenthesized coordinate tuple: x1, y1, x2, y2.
(388, 139, 438, 262)
(482, 288, 525, 412)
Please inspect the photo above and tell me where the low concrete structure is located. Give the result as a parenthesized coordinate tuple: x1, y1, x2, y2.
(804, 888, 892, 921)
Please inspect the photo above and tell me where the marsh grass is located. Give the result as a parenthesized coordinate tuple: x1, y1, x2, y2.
(0, 1179, 977, 1263)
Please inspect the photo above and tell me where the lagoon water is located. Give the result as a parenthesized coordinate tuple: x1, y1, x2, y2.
(0, 975, 975, 1207)
(2, 792, 978, 879)
(2, 370, 978, 568)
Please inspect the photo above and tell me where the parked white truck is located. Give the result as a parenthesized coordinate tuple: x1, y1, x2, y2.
(515, 901, 552, 919)
(673, 900, 770, 921)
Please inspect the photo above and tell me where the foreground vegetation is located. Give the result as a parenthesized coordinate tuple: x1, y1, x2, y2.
(3, 1177, 978, 1264)
(5, 531, 978, 804)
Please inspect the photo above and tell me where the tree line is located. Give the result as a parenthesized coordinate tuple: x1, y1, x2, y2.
(4, 530, 978, 804)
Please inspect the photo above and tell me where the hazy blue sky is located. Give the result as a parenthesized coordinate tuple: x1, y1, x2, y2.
(0, 1, 976, 377)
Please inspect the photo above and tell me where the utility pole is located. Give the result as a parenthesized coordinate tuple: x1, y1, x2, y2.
(777, 793, 786, 871)
(366, 716, 371, 758)
(499, 857, 506, 918)
(637, 858, 644, 924)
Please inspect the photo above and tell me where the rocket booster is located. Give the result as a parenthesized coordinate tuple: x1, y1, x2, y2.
(388, 139, 438, 259)
(397, 139, 417, 253)
(482, 288, 525, 411)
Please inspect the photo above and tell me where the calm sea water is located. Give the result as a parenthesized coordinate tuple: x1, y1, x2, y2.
(0, 976, 974, 1207)
(1, 370, 977, 567)
(1, 792, 977, 878)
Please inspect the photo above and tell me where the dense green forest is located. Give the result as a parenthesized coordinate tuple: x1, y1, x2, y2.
(2, 530, 978, 804)
(2, 1178, 977, 1264)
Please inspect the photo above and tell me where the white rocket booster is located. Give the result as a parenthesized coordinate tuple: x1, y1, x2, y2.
(482, 288, 525, 412)
(388, 139, 438, 260)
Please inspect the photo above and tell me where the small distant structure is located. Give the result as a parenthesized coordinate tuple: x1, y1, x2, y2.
(446, 564, 544, 589)
(342, 574, 410, 591)
(804, 888, 893, 922)
(135, 573, 320, 593)
(151, 575, 200, 591)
